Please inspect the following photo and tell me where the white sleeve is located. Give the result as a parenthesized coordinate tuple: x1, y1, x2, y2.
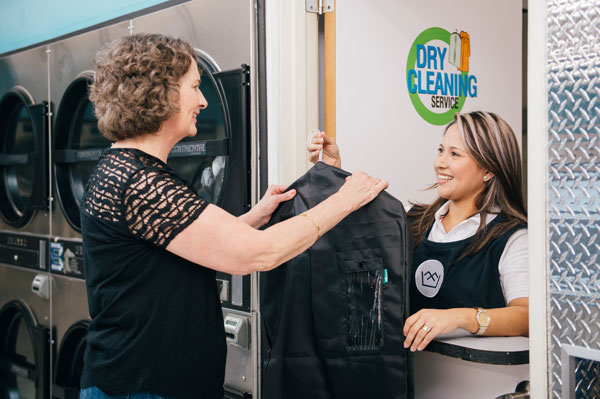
(498, 228, 529, 305)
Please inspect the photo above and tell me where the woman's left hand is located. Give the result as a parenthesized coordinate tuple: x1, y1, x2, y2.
(241, 185, 296, 228)
(403, 308, 469, 352)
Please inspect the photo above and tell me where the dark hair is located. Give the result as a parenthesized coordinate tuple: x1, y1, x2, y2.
(408, 111, 527, 257)
(89, 33, 196, 140)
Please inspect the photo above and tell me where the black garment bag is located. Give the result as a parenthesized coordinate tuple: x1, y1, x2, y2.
(260, 162, 413, 399)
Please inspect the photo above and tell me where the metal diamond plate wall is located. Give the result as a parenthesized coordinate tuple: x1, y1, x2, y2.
(547, 0, 600, 398)
(574, 358, 600, 398)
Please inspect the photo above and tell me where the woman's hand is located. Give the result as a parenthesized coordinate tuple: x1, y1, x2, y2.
(239, 185, 296, 228)
(337, 171, 388, 211)
(403, 302, 529, 351)
(307, 131, 342, 168)
(403, 308, 473, 352)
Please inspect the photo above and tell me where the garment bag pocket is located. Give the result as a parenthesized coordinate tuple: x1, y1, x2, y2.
(339, 250, 384, 353)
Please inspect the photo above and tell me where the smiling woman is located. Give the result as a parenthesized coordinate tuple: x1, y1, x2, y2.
(158, 58, 207, 139)
(404, 112, 528, 351)
(79, 33, 388, 399)
(308, 111, 529, 352)
(434, 124, 490, 208)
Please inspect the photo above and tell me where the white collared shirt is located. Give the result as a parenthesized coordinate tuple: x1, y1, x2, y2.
(427, 201, 528, 305)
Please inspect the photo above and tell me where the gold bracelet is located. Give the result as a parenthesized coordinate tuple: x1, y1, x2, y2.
(302, 213, 321, 238)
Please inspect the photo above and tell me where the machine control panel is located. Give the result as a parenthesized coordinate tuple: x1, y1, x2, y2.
(216, 278, 230, 302)
(223, 314, 249, 349)
(50, 239, 84, 278)
(31, 273, 56, 299)
(0, 232, 47, 271)
(216, 272, 250, 313)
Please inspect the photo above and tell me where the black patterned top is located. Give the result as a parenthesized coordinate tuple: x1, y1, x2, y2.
(80, 148, 225, 399)
(82, 148, 207, 248)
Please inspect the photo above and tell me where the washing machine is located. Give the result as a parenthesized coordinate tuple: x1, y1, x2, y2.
(47, 1, 255, 398)
(0, 46, 52, 399)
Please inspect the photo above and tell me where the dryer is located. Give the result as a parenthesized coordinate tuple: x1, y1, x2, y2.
(0, 47, 51, 399)
(47, 1, 255, 398)
(46, 21, 125, 399)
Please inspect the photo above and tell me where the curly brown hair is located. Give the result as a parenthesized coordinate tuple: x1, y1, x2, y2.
(89, 33, 196, 140)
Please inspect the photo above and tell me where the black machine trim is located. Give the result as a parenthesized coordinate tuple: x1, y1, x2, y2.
(0, 87, 49, 227)
(53, 74, 105, 232)
(53, 320, 89, 399)
(53, 138, 230, 164)
(0, 153, 29, 166)
(210, 64, 252, 313)
(0, 300, 50, 399)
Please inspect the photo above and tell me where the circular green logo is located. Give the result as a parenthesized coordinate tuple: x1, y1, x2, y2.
(406, 27, 467, 125)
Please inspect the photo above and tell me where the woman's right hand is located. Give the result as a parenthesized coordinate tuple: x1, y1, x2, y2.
(307, 131, 342, 168)
(337, 171, 389, 211)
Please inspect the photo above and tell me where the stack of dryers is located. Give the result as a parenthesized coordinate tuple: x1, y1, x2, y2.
(48, 30, 111, 399)
(0, 1, 256, 398)
(45, 2, 255, 399)
(0, 47, 51, 399)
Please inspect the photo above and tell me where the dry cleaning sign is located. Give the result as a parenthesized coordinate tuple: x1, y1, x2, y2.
(406, 27, 477, 125)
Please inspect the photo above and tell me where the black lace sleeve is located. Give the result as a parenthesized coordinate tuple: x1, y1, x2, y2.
(123, 167, 208, 248)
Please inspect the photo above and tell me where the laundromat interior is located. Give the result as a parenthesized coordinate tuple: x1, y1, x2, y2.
(0, 0, 598, 398)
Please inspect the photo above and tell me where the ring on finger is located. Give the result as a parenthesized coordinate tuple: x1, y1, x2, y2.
(422, 325, 431, 332)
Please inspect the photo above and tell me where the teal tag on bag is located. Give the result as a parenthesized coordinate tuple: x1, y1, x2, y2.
(383, 268, 389, 284)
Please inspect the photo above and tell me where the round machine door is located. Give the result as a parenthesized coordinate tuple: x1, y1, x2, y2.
(53, 75, 110, 232)
(53, 61, 251, 233)
(53, 321, 88, 399)
(0, 301, 50, 399)
(0, 88, 48, 227)
(167, 57, 251, 313)
(167, 57, 250, 216)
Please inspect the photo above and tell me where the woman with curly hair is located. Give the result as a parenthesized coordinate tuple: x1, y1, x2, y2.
(308, 111, 528, 351)
(80, 33, 388, 399)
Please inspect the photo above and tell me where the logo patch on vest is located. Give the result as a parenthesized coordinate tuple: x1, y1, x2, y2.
(415, 259, 444, 297)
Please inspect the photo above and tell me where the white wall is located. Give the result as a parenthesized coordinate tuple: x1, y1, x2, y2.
(527, 1, 548, 397)
(265, 0, 318, 186)
(336, 0, 522, 206)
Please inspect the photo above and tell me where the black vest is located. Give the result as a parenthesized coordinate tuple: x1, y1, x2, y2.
(410, 214, 526, 313)
(261, 162, 413, 399)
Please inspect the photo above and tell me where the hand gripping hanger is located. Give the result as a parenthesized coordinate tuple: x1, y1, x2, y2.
(306, 129, 324, 162)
